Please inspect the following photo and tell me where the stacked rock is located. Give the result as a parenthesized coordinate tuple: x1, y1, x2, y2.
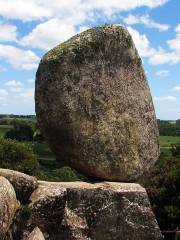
(35, 24, 159, 182)
(0, 24, 162, 240)
(33, 24, 162, 239)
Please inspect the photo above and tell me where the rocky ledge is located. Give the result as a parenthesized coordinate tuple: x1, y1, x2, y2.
(0, 169, 163, 240)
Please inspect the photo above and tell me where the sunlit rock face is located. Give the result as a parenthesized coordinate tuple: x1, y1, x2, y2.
(0, 168, 38, 203)
(35, 24, 159, 181)
(27, 227, 45, 240)
(28, 181, 163, 240)
(0, 176, 19, 239)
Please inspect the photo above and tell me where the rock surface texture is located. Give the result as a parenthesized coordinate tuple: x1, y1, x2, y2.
(0, 168, 38, 203)
(35, 24, 159, 181)
(27, 227, 45, 240)
(27, 181, 162, 240)
(0, 176, 19, 239)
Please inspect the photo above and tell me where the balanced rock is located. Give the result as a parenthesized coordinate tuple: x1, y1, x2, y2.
(35, 24, 159, 181)
(28, 181, 162, 240)
(0, 176, 19, 239)
(0, 168, 38, 203)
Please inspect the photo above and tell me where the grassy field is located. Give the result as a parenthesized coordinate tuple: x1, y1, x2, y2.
(160, 136, 180, 147)
(160, 135, 180, 156)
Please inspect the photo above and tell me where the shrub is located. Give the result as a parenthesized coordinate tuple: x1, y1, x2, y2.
(0, 138, 38, 174)
(52, 166, 80, 181)
(5, 120, 34, 141)
(145, 155, 180, 231)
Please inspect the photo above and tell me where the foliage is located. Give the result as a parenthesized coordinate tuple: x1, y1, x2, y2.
(0, 138, 38, 174)
(33, 129, 44, 141)
(0, 125, 13, 138)
(171, 143, 180, 157)
(145, 154, 180, 231)
(52, 166, 86, 181)
(158, 119, 180, 136)
(5, 120, 34, 141)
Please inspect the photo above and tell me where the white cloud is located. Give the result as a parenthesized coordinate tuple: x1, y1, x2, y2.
(154, 96, 177, 102)
(20, 18, 77, 50)
(128, 24, 180, 66)
(124, 14, 169, 31)
(155, 70, 169, 77)
(13, 88, 34, 102)
(4, 80, 23, 92)
(172, 86, 180, 91)
(149, 47, 180, 65)
(167, 24, 180, 53)
(5, 80, 22, 87)
(27, 78, 34, 84)
(0, 89, 8, 98)
(0, 0, 168, 21)
(0, 22, 17, 42)
(127, 26, 155, 57)
(0, 44, 40, 70)
(149, 24, 180, 65)
(0, 88, 8, 105)
(0, 87, 35, 113)
(0, 0, 51, 21)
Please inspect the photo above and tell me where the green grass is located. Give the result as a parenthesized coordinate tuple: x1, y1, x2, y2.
(0, 125, 13, 138)
(160, 136, 180, 147)
(160, 135, 180, 157)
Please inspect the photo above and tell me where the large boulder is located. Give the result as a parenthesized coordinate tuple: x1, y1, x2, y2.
(28, 181, 162, 240)
(35, 24, 159, 181)
(0, 176, 19, 239)
(0, 168, 38, 203)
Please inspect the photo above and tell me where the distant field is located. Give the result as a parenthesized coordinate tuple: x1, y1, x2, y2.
(0, 125, 13, 138)
(160, 136, 180, 147)
(160, 135, 180, 156)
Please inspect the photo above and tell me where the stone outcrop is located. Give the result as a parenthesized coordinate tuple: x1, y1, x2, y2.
(0, 169, 162, 240)
(0, 25, 162, 240)
(27, 181, 162, 240)
(27, 227, 45, 240)
(0, 168, 38, 203)
(0, 176, 19, 240)
(35, 24, 159, 181)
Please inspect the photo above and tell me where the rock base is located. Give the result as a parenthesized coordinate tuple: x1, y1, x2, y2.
(27, 181, 162, 240)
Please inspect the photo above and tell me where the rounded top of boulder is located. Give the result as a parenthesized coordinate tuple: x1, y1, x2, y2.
(36, 24, 159, 182)
(42, 24, 138, 63)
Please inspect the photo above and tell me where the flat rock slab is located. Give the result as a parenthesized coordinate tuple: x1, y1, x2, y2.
(0, 168, 38, 203)
(35, 24, 159, 181)
(0, 176, 19, 239)
(28, 181, 162, 240)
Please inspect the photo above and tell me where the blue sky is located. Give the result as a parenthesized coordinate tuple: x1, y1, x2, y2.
(0, 0, 179, 119)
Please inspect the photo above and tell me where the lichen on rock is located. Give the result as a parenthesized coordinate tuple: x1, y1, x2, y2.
(27, 181, 163, 240)
(35, 24, 159, 181)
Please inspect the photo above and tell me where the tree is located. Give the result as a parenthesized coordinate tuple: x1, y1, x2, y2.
(171, 143, 180, 157)
(5, 120, 34, 141)
(145, 155, 180, 231)
(0, 138, 39, 174)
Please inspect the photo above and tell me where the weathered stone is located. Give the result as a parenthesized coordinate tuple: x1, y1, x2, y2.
(35, 24, 159, 181)
(0, 176, 19, 239)
(0, 168, 38, 203)
(28, 181, 162, 240)
(27, 227, 45, 240)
